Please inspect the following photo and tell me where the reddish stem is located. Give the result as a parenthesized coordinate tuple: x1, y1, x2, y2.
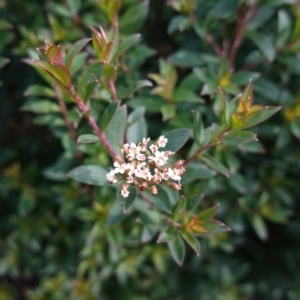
(72, 89, 118, 158)
(108, 78, 118, 101)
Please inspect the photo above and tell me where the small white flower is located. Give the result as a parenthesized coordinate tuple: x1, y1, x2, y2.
(149, 144, 158, 153)
(121, 184, 130, 198)
(157, 136, 168, 148)
(168, 168, 181, 181)
(106, 170, 118, 183)
(113, 161, 126, 174)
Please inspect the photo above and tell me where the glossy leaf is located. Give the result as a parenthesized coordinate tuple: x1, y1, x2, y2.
(67, 165, 108, 186)
(224, 130, 258, 141)
(24, 84, 56, 97)
(192, 109, 204, 146)
(77, 134, 99, 144)
(65, 38, 91, 70)
(109, 34, 141, 64)
(21, 99, 60, 114)
(99, 101, 120, 131)
(116, 185, 138, 213)
(126, 107, 147, 144)
(251, 214, 268, 241)
(201, 153, 229, 177)
(181, 162, 216, 184)
(145, 185, 172, 213)
(163, 129, 191, 152)
(47, 45, 63, 64)
(169, 50, 205, 67)
(77, 73, 98, 103)
(198, 204, 220, 221)
(168, 235, 185, 266)
(119, 1, 149, 34)
(105, 105, 127, 155)
(181, 231, 201, 256)
(157, 226, 177, 243)
(238, 106, 282, 130)
(246, 31, 276, 62)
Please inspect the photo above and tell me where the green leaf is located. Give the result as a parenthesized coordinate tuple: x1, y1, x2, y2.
(231, 72, 260, 85)
(290, 119, 300, 139)
(77, 73, 98, 103)
(0, 56, 9, 69)
(223, 131, 258, 141)
(119, 1, 149, 34)
(157, 226, 177, 243)
(145, 185, 172, 213)
(116, 185, 138, 213)
(107, 201, 127, 225)
(77, 134, 100, 144)
(161, 105, 175, 121)
(82, 62, 104, 80)
(238, 106, 281, 130)
(201, 153, 229, 177)
(128, 96, 165, 112)
(181, 231, 201, 256)
(168, 15, 192, 34)
(251, 214, 268, 241)
(23, 84, 56, 97)
(182, 162, 217, 184)
(117, 80, 153, 100)
(67, 165, 108, 186)
(198, 204, 220, 221)
(246, 31, 276, 62)
(99, 101, 120, 132)
(173, 89, 203, 103)
(210, 0, 239, 19)
(65, 38, 91, 70)
(168, 235, 185, 266)
(105, 105, 127, 155)
(192, 109, 205, 146)
(126, 107, 147, 144)
(276, 9, 292, 49)
(21, 99, 61, 114)
(163, 129, 191, 152)
(172, 197, 187, 221)
(109, 34, 141, 64)
(168, 50, 205, 67)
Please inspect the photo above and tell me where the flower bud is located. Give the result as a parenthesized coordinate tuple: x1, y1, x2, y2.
(151, 185, 158, 196)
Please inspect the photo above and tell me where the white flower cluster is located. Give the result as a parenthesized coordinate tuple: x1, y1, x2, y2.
(106, 136, 186, 198)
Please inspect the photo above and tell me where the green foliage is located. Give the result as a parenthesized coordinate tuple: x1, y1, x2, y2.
(1, 0, 300, 299)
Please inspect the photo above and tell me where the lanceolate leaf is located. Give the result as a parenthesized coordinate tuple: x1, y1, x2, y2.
(201, 153, 229, 177)
(197, 204, 220, 221)
(99, 101, 120, 132)
(77, 134, 100, 144)
(67, 165, 108, 186)
(109, 34, 141, 64)
(224, 130, 258, 141)
(49, 62, 72, 87)
(157, 226, 177, 243)
(238, 106, 281, 130)
(163, 129, 191, 152)
(105, 105, 127, 155)
(192, 109, 204, 146)
(181, 230, 201, 256)
(65, 38, 91, 70)
(116, 185, 138, 213)
(168, 235, 185, 266)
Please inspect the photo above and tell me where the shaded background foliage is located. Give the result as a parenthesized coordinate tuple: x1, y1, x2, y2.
(1, 0, 300, 299)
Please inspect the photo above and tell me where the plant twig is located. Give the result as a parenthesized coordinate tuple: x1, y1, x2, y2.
(72, 89, 118, 158)
(108, 78, 118, 101)
(205, 32, 224, 57)
(184, 142, 214, 165)
(54, 85, 78, 142)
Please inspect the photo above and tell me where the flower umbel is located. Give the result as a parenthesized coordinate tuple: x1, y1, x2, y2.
(106, 136, 186, 198)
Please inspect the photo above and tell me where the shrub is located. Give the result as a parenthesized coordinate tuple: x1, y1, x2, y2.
(1, 0, 300, 299)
